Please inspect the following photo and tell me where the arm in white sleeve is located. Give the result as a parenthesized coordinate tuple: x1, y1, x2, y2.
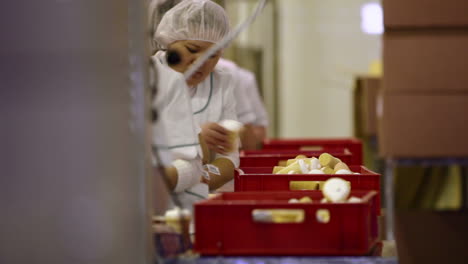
(232, 73, 256, 124)
(172, 158, 204, 193)
(242, 69, 269, 127)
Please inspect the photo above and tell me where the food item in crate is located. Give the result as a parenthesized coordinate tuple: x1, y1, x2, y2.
(288, 196, 313, 203)
(322, 177, 351, 202)
(297, 159, 310, 173)
(335, 169, 352, 174)
(272, 166, 285, 174)
(321, 166, 334, 174)
(276, 160, 304, 174)
(347, 196, 363, 203)
(310, 157, 321, 170)
(286, 158, 308, 166)
(273, 153, 358, 175)
(319, 153, 341, 168)
(288, 198, 300, 203)
(285, 157, 319, 168)
(286, 159, 296, 166)
(321, 196, 362, 203)
(299, 196, 313, 203)
(333, 162, 350, 173)
(308, 169, 324, 174)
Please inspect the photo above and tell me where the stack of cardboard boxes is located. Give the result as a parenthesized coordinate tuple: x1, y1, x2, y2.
(380, 1, 468, 263)
(379, 0, 468, 157)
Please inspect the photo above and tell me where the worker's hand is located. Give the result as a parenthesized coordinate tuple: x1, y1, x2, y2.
(200, 122, 230, 155)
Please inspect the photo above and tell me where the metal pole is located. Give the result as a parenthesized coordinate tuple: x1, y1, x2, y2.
(0, 1, 152, 263)
(384, 158, 395, 241)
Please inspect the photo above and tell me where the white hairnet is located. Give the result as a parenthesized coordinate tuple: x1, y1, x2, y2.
(155, 0, 230, 49)
(148, 0, 183, 53)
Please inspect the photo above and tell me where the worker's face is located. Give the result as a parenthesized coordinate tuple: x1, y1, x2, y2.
(167, 40, 222, 87)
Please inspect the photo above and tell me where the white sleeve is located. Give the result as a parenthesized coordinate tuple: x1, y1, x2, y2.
(213, 73, 240, 168)
(243, 70, 269, 127)
(219, 72, 238, 122)
(232, 70, 256, 124)
(172, 158, 204, 193)
(216, 59, 256, 124)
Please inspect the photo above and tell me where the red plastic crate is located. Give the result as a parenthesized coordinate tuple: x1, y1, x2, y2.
(242, 146, 346, 155)
(262, 138, 363, 165)
(240, 150, 355, 167)
(234, 165, 381, 214)
(194, 190, 379, 256)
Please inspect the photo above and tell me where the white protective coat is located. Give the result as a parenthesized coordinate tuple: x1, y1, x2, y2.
(237, 68, 269, 127)
(151, 55, 208, 210)
(216, 58, 256, 125)
(155, 51, 240, 168)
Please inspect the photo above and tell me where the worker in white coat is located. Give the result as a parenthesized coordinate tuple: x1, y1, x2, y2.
(151, 55, 210, 210)
(149, 1, 210, 210)
(237, 67, 269, 144)
(154, 0, 239, 191)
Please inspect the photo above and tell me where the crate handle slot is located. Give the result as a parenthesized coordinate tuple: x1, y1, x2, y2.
(299, 145, 324, 151)
(252, 209, 305, 223)
(289, 181, 320, 190)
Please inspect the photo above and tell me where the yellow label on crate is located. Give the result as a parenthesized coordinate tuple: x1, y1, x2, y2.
(290, 181, 319, 190)
(252, 209, 305, 223)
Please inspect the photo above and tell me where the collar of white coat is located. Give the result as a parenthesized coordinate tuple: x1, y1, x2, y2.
(192, 73, 213, 115)
(154, 51, 214, 115)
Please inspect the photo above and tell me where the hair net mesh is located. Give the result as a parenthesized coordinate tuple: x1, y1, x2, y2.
(154, 0, 230, 49)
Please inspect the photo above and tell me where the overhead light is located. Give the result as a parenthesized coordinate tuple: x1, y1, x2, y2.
(361, 2, 383, 35)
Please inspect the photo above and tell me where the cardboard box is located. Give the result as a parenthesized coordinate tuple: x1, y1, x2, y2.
(361, 77, 381, 136)
(395, 211, 468, 264)
(353, 79, 364, 138)
(378, 92, 468, 157)
(384, 0, 468, 28)
(384, 31, 468, 93)
(354, 77, 381, 137)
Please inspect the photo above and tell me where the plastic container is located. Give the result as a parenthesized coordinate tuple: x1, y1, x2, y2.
(194, 190, 379, 256)
(242, 146, 346, 155)
(234, 165, 381, 214)
(240, 150, 355, 167)
(262, 138, 363, 165)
